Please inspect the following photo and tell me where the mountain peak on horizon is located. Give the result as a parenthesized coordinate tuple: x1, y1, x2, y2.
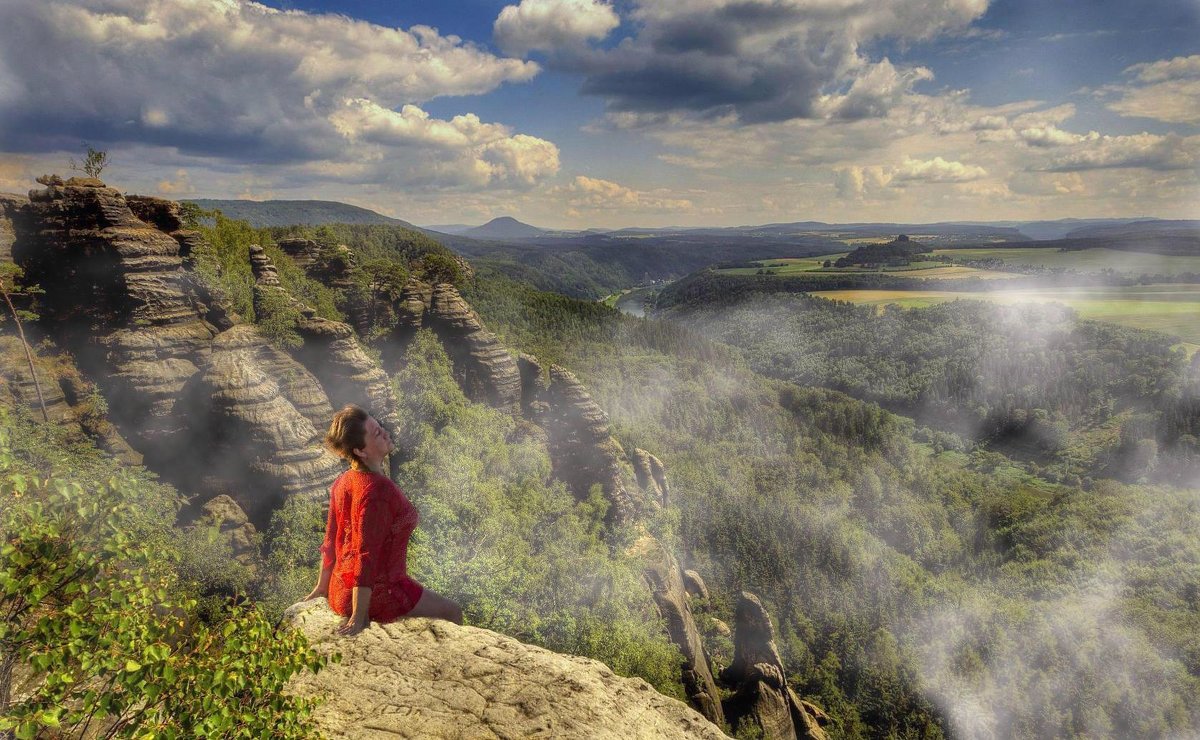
(464, 215, 545, 240)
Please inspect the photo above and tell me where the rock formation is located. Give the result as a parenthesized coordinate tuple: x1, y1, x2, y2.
(0, 193, 29, 265)
(683, 569, 710, 601)
(630, 447, 670, 506)
(250, 244, 403, 466)
(427, 283, 522, 412)
(11, 179, 342, 523)
(720, 592, 827, 740)
(282, 600, 729, 740)
(276, 237, 371, 335)
(532, 364, 638, 526)
(193, 494, 259, 569)
(631, 536, 725, 728)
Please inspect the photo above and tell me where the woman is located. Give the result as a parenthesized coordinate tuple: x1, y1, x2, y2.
(306, 404, 463, 635)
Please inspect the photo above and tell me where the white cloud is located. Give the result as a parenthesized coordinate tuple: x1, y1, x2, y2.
(555, 175, 694, 213)
(817, 59, 935, 120)
(1101, 55, 1200, 125)
(0, 0, 539, 161)
(494, 0, 620, 56)
(893, 156, 988, 183)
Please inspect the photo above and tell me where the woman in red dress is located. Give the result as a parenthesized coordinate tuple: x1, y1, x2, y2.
(305, 405, 463, 635)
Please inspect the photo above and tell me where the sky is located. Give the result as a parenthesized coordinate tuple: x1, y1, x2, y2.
(0, 0, 1197, 228)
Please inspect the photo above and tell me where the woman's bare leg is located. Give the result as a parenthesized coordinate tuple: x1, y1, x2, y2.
(406, 587, 463, 624)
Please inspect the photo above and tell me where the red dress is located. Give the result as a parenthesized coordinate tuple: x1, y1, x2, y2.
(319, 469, 425, 622)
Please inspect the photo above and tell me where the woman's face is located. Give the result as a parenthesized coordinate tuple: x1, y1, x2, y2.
(354, 415, 395, 465)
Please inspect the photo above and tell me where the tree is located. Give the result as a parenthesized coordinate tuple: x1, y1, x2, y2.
(70, 144, 108, 179)
(0, 467, 332, 738)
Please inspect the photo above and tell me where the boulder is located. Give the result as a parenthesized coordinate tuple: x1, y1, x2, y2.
(282, 600, 730, 740)
(683, 570, 710, 601)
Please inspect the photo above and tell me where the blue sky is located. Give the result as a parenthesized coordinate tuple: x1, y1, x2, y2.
(0, 0, 1196, 227)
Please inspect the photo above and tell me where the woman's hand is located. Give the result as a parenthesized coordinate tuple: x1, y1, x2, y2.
(304, 586, 328, 601)
(336, 614, 369, 636)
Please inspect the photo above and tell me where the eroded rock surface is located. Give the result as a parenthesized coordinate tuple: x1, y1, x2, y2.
(12, 179, 340, 521)
(632, 536, 725, 728)
(427, 283, 522, 412)
(251, 244, 402, 459)
(283, 599, 729, 740)
(720, 592, 828, 740)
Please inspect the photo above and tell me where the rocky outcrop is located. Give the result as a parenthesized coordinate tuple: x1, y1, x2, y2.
(683, 569, 710, 601)
(250, 244, 403, 459)
(276, 237, 370, 334)
(630, 447, 670, 506)
(533, 364, 637, 526)
(177, 324, 341, 522)
(720, 592, 827, 740)
(632, 536, 725, 728)
(0, 193, 30, 264)
(426, 283, 522, 412)
(12, 178, 341, 522)
(194, 494, 259, 568)
(282, 599, 729, 740)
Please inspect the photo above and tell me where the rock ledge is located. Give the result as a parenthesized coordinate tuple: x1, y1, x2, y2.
(283, 600, 729, 739)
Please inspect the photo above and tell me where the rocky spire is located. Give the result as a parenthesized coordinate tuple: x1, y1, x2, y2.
(721, 592, 828, 740)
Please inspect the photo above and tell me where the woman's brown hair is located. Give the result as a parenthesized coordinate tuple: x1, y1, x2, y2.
(325, 404, 369, 468)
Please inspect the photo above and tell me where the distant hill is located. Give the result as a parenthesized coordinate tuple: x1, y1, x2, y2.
(1064, 219, 1200, 240)
(424, 223, 475, 235)
(186, 199, 414, 228)
(835, 235, 931, 267)
(464, 217, 546, 240)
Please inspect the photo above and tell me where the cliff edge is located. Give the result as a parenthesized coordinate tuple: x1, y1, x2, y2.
(282, 600, 729, 739)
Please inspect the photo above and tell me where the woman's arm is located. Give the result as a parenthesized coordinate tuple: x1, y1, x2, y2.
(336, 587, 372, 635)
(306, 487, 340, 600)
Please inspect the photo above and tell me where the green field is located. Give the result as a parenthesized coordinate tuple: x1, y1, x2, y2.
(811, 284, 1200, 356)
(934, 247, 1200, 276)
(717, 256, 1015, 280)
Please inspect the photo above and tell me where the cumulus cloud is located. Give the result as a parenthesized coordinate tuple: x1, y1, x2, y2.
(1013, 123, 1200, 172)
(836, 156, 986, 198)
(893, 156, 987, 182)
(0, 0, 542, 193)
(494, 0, 620, 56)
(319, 99, 560, 188)
(1101, 55, 1200, 124)
(555, 175, 693, 214)
(529, 0, 988, 123)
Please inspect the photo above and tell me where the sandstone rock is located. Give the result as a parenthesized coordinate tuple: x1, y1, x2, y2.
(178, 324, 343, 522)
(536, 364, 637, 526)
(250, 245, 403, 462)
(632, 535, 726, 727)
(276, 237, 370, 334)
(0, 193, 30, 264)
(720, 592, 827, 740)
(195, 494, 259, 568)
(683, 570, 710, 601)
(426, 283, 522, 412)
(710, 618, 731, 638)
(13, 182, 342, 523)
(630, 447, 670, 507)
(282, 599, 729, 740)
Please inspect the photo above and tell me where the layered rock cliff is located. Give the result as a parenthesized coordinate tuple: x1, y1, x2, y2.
(9, 179, 342, 522)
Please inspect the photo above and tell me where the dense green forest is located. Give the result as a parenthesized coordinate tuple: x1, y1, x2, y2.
(460, 271, 1200, 738)
(658, 291, 1200, 486)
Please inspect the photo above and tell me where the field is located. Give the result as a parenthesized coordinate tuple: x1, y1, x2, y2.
(810, 284, 1200, 356)
(933, 247, 1200, 276)
(716, 256, 1015, 280)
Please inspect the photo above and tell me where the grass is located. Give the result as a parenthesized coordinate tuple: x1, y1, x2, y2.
(934, 247, 1200, 276)
(810, 284, 1200, 357)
